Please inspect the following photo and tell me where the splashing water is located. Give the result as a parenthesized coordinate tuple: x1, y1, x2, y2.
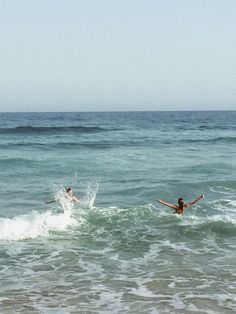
(80, 181, 99, 208)
(0, 181, 98, 241)
(0, 210, 77, 241)
(54, 181, 98, 210)
(54, 188, 75, 212)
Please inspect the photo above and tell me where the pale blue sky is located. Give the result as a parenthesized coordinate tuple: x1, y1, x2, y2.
(0, 0, 236, 112)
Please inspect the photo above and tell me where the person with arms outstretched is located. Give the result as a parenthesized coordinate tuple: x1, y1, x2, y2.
(157, 195, 204, 214)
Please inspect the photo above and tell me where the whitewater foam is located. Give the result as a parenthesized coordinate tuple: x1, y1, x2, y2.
(0, 210, 77, 241)
(0, 182, 98, 241)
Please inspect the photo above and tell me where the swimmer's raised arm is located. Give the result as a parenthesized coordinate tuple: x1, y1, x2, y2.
(157, 199, 178, 210)
(185, 194, 204, 208)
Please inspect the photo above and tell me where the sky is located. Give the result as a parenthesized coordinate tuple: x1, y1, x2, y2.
(0, 0, 236, 112)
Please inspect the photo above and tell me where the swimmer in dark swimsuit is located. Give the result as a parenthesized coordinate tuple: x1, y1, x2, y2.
(157, 195, 204, 214)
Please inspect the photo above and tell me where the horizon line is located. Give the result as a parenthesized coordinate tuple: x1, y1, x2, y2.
(1, 109, 236, 114)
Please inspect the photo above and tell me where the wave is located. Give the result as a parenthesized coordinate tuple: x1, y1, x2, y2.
(0, 125, 119, 135)
(0, 210, 77, 241)
(80, 203, 236, 239)
(198, 125, 230, 130)
(1, 135, 235, 151)
(183, 136, 236, 144)
(0, 140, 153, 150)
(0, 157, 42, 167)
(0, 183, 98, 241)
(1, 194, 235, 241)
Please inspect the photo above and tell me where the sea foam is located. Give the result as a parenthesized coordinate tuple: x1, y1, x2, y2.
(0, 210, 76, 241)
(0, 183, 98, 241)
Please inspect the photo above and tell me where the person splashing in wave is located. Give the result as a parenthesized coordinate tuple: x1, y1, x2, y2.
(65, 187, 80, 203)
(157, 195, 204, 214)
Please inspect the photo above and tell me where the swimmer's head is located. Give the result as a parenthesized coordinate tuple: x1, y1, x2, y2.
(178, 198, 184, 208)
(66, 187, 72, 193)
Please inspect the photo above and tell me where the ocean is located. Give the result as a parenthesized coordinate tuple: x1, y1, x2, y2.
(0, 111, 235, 313)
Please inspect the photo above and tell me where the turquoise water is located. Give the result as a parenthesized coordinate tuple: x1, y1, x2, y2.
(0, 111, 236, 313)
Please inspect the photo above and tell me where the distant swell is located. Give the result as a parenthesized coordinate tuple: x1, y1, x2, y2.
(0, 136, 235, 150)
(0, 126, 117, 135)
(0, 141, 147, 150)
(184, 136, 236, 144)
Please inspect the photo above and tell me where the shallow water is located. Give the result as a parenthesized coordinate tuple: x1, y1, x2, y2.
(0, 111, 236, 313)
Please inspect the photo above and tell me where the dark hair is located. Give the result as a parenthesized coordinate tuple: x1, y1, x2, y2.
(66, 187, 72, 193)
(178, 198, 184, 209)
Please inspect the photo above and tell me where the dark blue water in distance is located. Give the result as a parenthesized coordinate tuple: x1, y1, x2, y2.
(0, 111, 236, 313)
